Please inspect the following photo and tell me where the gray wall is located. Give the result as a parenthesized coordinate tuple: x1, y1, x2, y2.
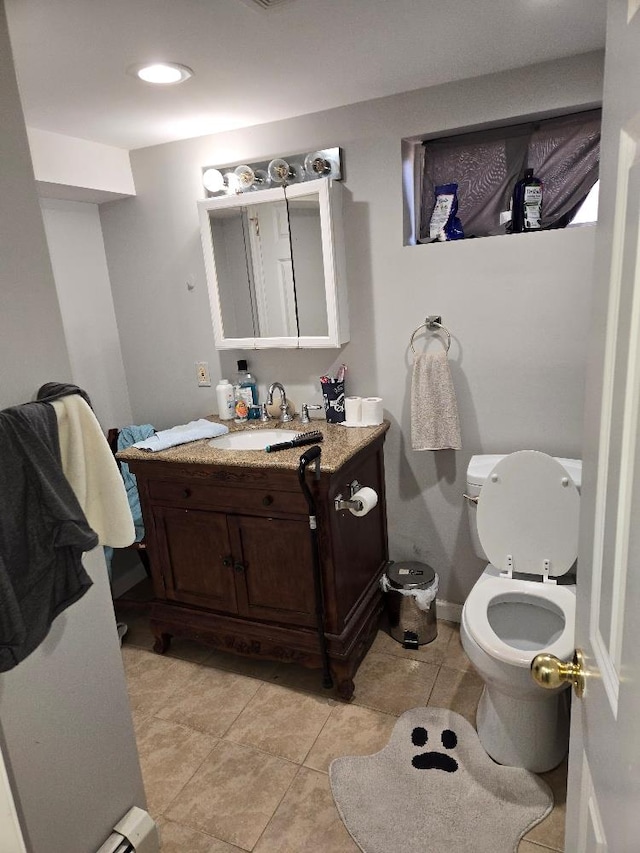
(0, 550, 147, 853)
(40, 198, 133, 430)
(0, 4, 146, 849)
(0, 3, 71, 403)
(101, 50, 603, 605)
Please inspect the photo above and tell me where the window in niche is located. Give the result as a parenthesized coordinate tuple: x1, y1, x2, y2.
(417, 109, 601, 243)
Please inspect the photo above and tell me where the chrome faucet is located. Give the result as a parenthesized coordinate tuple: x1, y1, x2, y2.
(266, 381, 293, 422)
(301, 403, 323, 424)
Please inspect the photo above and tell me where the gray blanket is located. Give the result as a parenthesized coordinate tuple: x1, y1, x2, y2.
(0, 398, 98, 671)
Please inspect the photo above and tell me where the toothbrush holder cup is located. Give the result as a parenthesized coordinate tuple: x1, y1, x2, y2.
(321, 380, 346, 424)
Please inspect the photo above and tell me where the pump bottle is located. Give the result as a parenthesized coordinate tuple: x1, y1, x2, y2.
(512, 168, 543, 233)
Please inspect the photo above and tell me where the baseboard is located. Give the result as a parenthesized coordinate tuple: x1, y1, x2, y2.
(436, 599, 462, 624)
(96, 806, 159, 853)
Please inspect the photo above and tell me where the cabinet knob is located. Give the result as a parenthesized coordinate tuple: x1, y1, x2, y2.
(234, 562, 245, 573)
(182, 488, 192, 499)
(222, 555, 232, 567)
(262, 494, 274, 507)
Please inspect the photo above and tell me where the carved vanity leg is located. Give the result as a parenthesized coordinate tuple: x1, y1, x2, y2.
(152, 632, 172, 654)
(336, 677, 355, 702)
(331, 661, 356, 701)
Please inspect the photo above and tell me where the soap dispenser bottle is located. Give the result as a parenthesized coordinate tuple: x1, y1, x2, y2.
(512, 168, 543, 233)
(237, 360, 259, 417)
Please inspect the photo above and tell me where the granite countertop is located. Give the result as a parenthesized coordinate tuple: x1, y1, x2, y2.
(117, 416, 389, 474)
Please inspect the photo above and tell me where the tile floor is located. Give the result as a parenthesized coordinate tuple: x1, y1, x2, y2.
(118, 609, 567, 853)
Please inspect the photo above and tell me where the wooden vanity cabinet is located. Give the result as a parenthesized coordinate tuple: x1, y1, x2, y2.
(152, 505, 316, 626)
(127, 433, 388, 699)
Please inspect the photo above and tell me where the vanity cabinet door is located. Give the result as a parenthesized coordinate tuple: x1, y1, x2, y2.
(229, 514, 317, 628)
(153, 506, 238, 614)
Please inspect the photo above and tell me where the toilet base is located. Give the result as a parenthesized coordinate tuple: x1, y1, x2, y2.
(476, 683, 570, 773)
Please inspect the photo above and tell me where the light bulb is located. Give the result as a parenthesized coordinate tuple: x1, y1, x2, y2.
(225, 173, 241, 194)
(268, 158, 291, 184)
(289, 163, 306, 183)
(254, 169, 270, 188)
(304, 151, 332, 176)
(234, 165, 256, 190)
(202, 168, 225, 193)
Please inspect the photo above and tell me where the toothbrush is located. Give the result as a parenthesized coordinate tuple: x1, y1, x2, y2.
(265, 431, 324, 453)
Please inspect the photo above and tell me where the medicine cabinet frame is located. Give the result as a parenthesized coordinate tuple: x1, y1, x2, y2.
(197, 178, 349, 349)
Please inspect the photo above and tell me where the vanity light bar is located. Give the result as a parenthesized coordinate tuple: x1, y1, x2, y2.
(201, 147, 343, 197)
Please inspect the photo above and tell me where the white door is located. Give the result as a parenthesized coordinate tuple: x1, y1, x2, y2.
(565, 1, 640, 848)
(247, 201, 297, 338)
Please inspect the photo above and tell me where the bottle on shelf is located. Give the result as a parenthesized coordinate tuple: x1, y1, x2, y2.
(215, 379, 235, 420)
(511, 168, 543, 233)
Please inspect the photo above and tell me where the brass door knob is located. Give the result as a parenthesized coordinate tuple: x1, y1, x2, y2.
(530, 649, 586, 699)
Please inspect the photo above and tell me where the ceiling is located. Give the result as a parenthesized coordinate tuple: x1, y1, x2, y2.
(5, 0, 606, 152)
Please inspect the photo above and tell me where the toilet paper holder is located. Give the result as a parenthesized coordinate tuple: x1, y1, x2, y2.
(334, 479, 364, 512)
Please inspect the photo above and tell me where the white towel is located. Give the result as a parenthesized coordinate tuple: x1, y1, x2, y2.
(51, 396, 135, 547)
(411, 351, 462, 451)
(133, 418, 229, 452)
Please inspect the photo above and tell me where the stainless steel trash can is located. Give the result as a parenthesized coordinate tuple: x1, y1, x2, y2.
(384, 561, 438, 649)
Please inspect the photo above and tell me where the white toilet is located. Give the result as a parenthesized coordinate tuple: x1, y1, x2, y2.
(460, 450, 581, 773)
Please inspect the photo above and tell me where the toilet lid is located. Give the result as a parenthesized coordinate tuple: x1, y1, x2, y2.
(476, 450, 580, 577)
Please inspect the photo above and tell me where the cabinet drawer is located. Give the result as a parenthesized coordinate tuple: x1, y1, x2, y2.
(148, 478, 308, 515)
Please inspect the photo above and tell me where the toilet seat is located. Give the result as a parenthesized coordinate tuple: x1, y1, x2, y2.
(476, 450, 580, 579)
(463, 570, 576, 667)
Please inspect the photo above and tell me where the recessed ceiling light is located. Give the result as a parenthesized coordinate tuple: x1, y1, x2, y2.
(128, 62, 193, 85)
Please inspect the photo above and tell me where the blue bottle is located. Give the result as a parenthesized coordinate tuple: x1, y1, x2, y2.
(237, 360, 259, 417)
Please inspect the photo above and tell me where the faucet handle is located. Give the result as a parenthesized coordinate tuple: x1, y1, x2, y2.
(301, 403, 323, 424)
(258, 402, 270, 422)
(280, 403, 294, 423)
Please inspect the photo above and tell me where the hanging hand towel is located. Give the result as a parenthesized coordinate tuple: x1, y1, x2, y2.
(411, 350, 462, 451)
(50, 394, 135, 547)
(133, 418, 229, 452)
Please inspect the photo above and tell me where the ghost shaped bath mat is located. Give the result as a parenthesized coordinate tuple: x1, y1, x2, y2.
(329, 707, 553, 853)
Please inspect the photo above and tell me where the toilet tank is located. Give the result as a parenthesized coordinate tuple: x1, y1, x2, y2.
(466, 453, 582, 561)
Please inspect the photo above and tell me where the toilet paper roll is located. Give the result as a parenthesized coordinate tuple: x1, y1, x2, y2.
(345, 396, 362, 423)
(361, 397, 383, 426)
(349, 486, 378, 517)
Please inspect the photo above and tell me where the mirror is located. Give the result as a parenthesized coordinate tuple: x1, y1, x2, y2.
(207, 206, 257, 339)
(287, 194, 328, 337)
(207, 193, 328, 338)
(198, 179, 348, 349)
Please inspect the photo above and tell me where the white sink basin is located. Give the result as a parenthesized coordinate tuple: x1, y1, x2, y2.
(208, 428, 298, 451)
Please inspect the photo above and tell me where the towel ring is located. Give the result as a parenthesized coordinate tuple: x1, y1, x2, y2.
(410, 316, 452, 354)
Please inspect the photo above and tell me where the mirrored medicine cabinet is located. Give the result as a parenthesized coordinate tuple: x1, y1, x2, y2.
(197, 179, 349, 349)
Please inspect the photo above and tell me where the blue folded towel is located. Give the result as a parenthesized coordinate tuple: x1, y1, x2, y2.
(133, 419, 229, 452)
(118, 424, 155, 538)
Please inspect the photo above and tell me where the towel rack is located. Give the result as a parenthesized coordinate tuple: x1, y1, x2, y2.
(410, 315, 452, 354)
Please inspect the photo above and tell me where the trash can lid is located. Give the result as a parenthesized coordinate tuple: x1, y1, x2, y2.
(386, 561, 436, 590)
